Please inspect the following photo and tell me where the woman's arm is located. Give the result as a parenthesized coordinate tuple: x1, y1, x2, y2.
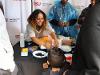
(31, 37, 52, 49)
(31, 37, 44, 46)
(50, 32, 59, 47)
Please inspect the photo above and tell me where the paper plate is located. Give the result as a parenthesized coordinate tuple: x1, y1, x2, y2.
(60, 45, 72, 52)
(32, 50, 48, 58)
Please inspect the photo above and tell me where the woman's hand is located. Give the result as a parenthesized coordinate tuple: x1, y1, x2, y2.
(54, 39, 59, 48)
(44, 42, 52, 49)
(62, 39, 73, 46)
(58, 21, 65, 27)
(58, 21, 69, 27)
(44, 39, 59, 49)
(64, 22, 69, 26)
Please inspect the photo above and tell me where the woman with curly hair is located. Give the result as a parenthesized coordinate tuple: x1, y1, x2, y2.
(25, 9, 58, 49)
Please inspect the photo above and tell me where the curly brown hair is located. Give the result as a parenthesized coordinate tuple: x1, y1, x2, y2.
(27, 9, 48, 32)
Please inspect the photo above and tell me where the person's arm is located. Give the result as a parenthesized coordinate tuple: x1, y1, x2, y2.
(0, 9, 14, 59)
(0, 9, 15, 72)
(32, 37, 53, 49)
(80, 6, 100, 71)
(66, 3, 78, 26)
(68, 19, 77, 26)
(31, 37, 45, 46)
(50, 32, 59, 47)
(48, 22, 59, 47)
(49, 19, 59, 25)
(78, 8, 88, 25)
(26, 25, 44, 46)
(48, 6, 60, 26)
(48, 6, 55, 21)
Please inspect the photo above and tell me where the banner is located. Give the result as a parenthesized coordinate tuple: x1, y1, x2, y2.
(71, 0, 90, 14)
(32, 0, 55, 14)
(32, 0, 90, 15)
(2, 0, 31, 45)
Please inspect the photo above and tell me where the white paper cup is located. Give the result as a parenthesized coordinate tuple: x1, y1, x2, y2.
(64, 54, 72, 61)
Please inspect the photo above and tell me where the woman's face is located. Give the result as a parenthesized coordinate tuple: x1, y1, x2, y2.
(36, 13, 44, 26)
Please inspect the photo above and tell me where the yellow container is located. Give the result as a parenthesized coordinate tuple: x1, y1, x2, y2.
(21, 48, 28, 56)
(21, 48, 28, 52)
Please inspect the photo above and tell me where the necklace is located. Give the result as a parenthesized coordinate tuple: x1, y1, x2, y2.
(35, 25, 42, 33)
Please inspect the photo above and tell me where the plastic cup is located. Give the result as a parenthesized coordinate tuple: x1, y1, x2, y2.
(64, 54, 72, 64)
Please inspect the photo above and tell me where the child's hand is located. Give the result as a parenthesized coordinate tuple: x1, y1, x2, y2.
(43, 62, 48, 69)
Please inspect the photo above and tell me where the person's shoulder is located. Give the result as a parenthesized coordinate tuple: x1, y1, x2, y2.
(93, 3, 100, 12)
(66, 2, 76, 10)
(27, 24, 31, 28)
(54, 1, 60, 5)
(89, 4, 100, 17)
(66, 2, 73, 6)
(46, 22, 51, 28)
(81, 7, 89, 14)
(53, 1, 61, 7)
(27, 24, 34, 30)
(83, 4, 100, 27)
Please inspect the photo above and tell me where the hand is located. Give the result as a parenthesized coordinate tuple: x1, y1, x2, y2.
(82, 17, 85, 21)
(43, 62, 48, 69)
(62, 39, 73, 46)
(54, 40, 59, 48)
(64, 22, 69, 26)
(58, 21, 65, 27)
(44, 42, 52, 49)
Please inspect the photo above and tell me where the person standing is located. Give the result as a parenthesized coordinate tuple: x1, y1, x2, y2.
(70, 0, 100, 75)
(0, 8, 18, 75)
(78, 0, 96, 26)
